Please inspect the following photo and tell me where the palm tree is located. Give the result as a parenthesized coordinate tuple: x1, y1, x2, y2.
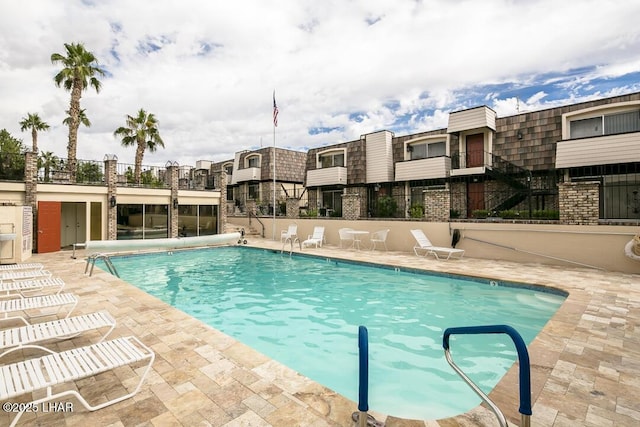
(113, 109, 165, 185)
(19, 113, 50, 153)
(38, 151, 59, 182)
(63, 109, 91, 128)
(51, 42, 105, 183)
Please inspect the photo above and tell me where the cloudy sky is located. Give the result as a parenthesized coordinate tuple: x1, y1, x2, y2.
(1, 0, 639, 167)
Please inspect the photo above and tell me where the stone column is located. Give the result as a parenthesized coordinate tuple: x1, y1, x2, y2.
(104, 157, 118, 240)
(167, 164, 179, 238)
(286, 197, 300, 218)
(220, 171, 228, 232)
(24, 152, 38, 249)
(342, 192, 361, 220)
(558, 181, 599, 225)
(424, 187, 451, 222)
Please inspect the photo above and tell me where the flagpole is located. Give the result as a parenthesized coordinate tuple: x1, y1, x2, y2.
(272, 91, 277, 241)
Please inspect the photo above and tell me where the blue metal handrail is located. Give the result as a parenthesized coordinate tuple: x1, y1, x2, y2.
(443, 324, 531, 427)
(358, 325, 369, 413)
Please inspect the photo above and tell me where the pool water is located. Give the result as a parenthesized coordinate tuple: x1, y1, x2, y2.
(100, 247, 565, 420)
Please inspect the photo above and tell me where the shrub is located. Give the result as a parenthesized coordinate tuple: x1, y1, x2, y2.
(376, 196, 398, 218)
(409, 204, 424, 218)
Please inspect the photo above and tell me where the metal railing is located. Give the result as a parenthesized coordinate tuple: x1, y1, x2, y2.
(442, 324, 532, 427)
(84, 253, 120, 278)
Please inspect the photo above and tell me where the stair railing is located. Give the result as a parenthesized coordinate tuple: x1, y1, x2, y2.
(248, 211, 265, 237)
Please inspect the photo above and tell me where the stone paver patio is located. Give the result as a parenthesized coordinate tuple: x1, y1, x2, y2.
(1, 237, 639, 426)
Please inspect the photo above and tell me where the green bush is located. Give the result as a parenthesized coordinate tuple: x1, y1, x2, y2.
(409, 204, 424, 218)
(450, 209, 460, 219)
(498, 210, 520, 219)
(376, 196, 398, 218)
(472, 209, 490, 219)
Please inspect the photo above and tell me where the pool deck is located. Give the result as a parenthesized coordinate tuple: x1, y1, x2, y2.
(1, 238, 639, 427)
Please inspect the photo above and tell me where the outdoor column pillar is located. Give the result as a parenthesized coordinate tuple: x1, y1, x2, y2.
(342, 192, 361, 220)
(24, 151, 38, 250)
(104, 155, 118, 240)
(166, 163, 179, 238)
(286, 197, 299, 218)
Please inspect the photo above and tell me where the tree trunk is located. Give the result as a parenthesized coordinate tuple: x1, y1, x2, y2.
(31, 128, 38, 153)
(134, 138, 146, 184)
(67, 78, 83, 183)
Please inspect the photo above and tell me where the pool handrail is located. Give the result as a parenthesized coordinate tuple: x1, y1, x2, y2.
(356, 325, 369, 427)
(442, 324, 531, 427)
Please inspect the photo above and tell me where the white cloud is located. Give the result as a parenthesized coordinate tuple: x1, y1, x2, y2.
(1, 0, 639, 166)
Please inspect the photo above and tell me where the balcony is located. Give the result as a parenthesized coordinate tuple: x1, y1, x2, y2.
(233, 167, 261, 183)
(556, 132, 640, 168)
(395, 157, 451, 181)
(306, 166, 347, 187)
(449, 151, 491, 176)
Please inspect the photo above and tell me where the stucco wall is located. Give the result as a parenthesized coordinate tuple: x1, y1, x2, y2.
(229, 216, 640, 274)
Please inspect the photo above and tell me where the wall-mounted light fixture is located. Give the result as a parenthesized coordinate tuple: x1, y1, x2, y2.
(373, 183, 380, 192)
(517, 132, 523, 140)
(109, 195, 117, 208)
(173, 198, 178, 209)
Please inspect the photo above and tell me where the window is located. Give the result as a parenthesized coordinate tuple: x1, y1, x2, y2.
(409, 141, 446, 160)
(247, 156, 260, 168)
(319, 152, 345, 168)
(117, 204, 168, 240)
(248, 182, 259, 199)
(224, 164, 233, 175)
(570, 110, 640, 138)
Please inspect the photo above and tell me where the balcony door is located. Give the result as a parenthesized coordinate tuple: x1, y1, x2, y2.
(465, 134, 484, 168)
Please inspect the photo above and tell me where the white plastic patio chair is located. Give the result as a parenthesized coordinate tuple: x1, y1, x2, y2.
(0, 293, 78, 325)
(0, 335, 155, 427)
(338, 228, 355, 248)
(410, 229, 465, 260)
(302, 226, 325, 248)
(370, 229, 390, 251)
(0, 311, 116, 359)
(0, 277, 65, 298)
(281, 224, 301, 251)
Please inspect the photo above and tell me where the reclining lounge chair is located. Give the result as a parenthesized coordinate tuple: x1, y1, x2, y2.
(0, 311, 116, 359)
(410, 229, 465, 260)
(0, 263, 44, 272)
(0, 293, 78, 325)
(302, 226, 325, 248)
(0, 277, 65, 298)
(0, 335, 155, 427)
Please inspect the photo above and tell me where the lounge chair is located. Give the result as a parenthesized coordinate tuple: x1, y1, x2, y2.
(302, 226, 325, 248)
(0, 269, 52, 282)
(0, 277, 65, 298)
(338, 228, 355, 248)
(0, 311, 116, 359)
(281, 224, 301, 251)
(0, 263, 44, 271)
(410, 229, 465, 260)
(0, 293, 78, 325)
(0, 335, 155, 427)
(370, 229, 390, 251)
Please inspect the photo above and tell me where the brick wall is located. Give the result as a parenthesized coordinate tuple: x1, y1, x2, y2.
(342, 193, 361, 220)
(424, 188, 450, 221)
(558, 181, 600, 225)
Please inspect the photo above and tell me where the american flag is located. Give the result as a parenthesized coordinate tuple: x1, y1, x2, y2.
(273, 92, 279, 127)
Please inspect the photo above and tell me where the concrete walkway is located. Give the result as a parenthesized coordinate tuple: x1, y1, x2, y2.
(1, 239, 639, 426)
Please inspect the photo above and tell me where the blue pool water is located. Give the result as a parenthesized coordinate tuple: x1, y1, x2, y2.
(100, 246, 565, 420)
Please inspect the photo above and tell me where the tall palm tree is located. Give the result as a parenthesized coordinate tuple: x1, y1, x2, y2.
(113, 109, 165, 185)
(63, 109, 91, 128)
(51, 42, 105, 182)
(19, 113, 50, 153)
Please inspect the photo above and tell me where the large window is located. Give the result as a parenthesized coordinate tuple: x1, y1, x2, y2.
(178, 205, 218, 236)
(409, 141, 446, 160)
(320, 152, 345, 168)
(117, 204, 168, 240)
(570, 110, 640, 139)
(248, 182, 259, 199)
(321, 189, 342, 216)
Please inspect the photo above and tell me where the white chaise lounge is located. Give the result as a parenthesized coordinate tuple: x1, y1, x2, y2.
(0, 263, 44, 271)
(0, 311, 116, 359)
(410, 229, 465, 260)
(0, 293, 78, 325)
(0, 269, 52, 282)
(0, 277, 65, 298)
(0, 336, 155, 427)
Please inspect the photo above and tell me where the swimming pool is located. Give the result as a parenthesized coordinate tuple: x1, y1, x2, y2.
(99, 246, 565, 420)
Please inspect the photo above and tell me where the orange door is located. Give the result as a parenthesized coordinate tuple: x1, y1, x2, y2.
(465, 134, 485, 168)
(467, 182, 485, 217)
(37, 201, 61, 253)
